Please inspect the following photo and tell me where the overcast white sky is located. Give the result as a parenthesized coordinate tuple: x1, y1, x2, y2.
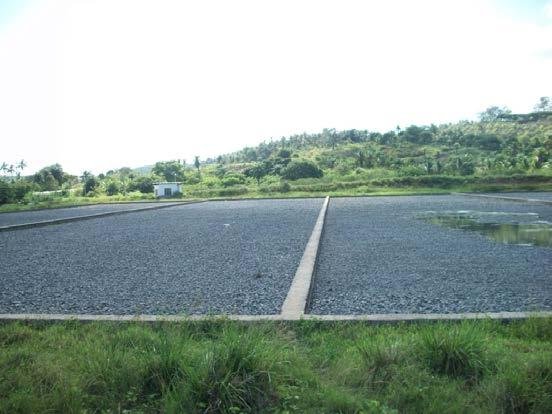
(1, 0, 551, 174)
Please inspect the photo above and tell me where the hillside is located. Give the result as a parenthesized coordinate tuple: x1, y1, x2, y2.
(183, 111, 552, 197)
(1, 111, 552, 207)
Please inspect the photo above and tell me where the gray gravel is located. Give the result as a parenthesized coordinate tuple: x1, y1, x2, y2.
(0, 202, 182, 227)
(0, 199, 322, 315)
(480, 192, 552, 201)
(309, 195, 552, 315)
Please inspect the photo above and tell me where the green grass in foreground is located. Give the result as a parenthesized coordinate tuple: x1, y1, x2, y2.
(1, 319, 551, 413)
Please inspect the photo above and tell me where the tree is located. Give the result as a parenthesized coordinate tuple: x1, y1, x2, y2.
(128, 176, 155, 193)
(244, 162, 269, 183)
(402, 125, 434, 144)
(478, 106, 511, 122)
(281, 160, 323, 180)
(1, 160, 26, 180)
(534, 96, 552, 112)
(105, 180, 120, 196)
(117, 167, 133, 178)
(82, 175, 99, 195)
(0, 180, 12, 204)
(80, 171, 93, 183)
(323, 128, 338, 149)
(152, 161, 185, 182)
(194, 156, 201, 173)
(32, 164, 66, 189)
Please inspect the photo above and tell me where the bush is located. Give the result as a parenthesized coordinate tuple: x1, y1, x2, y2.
(0, 179, 12, 204)
(0, 180, 36, 205)
(105, 181, 120, 196)
(397, 165, 427, 177)
(128, 176, 154, 194)
(279, 181, 291, 192)
(281, 160, 323, 180)
(221, 172, 246, 187)
(370, 175, 468, 188)
(82, 176, 99, 196)
(200, 176, 222, 188)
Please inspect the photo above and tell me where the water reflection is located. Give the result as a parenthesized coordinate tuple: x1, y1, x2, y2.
(419, 211, 552, 248)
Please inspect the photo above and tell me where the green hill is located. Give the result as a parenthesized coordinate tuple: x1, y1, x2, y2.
(179, 111, 551, 197)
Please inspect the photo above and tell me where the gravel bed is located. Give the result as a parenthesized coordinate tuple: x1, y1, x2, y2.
(0, 199, 322, 315)
(480, 192, 552, 201)
(309, 195, 552, 315)
(0, 202, 182, 227)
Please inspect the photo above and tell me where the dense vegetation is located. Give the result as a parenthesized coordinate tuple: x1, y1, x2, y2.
(1, 318, 551, 413)
(1, 101, 551, 208)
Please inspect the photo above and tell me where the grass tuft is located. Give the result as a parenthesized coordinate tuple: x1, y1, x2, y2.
(420, 322, 487, 382)
(166, 326, 278, 413)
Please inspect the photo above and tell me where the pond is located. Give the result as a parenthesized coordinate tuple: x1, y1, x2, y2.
(419, 211, 552, 248)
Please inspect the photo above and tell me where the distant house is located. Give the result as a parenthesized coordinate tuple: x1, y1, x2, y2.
(153, 182, 182, 198)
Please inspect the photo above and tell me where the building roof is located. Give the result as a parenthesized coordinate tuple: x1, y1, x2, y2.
(153, 182, 183, 185)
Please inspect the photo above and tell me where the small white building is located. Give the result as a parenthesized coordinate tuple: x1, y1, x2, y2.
(154, 182, 183, 198)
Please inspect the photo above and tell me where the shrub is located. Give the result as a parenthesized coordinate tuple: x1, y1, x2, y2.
(0, 179, 13, 204)
(82, 176, 99, 196)
(217, 186, 248, 196)
(200, 176, 222, 188)
(105, 181, 120, 196)
(397, 165, 427, 177)
(128, 176, 154, 194)
(281, 160, 323, 180)
(221, 172, 246, 187)
(279, 181, 291, 192)
(0, 180, 37, 204)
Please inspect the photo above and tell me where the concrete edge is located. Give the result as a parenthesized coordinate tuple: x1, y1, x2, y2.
(305, 311, 552, 322)
(280, 196, 330, 318)
(0, 199, 201, 215)
(0, 201, 205, 232)
(203, 193, 450, 202)
(454, 192, 552, 206)
(0, 311, 551, 323)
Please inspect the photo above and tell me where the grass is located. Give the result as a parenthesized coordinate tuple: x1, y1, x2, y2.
(2, 173, 551, 213)
(1, 318, 551, 413)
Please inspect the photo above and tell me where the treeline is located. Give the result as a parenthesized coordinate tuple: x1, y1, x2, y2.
(211, 105, 551, 183)
(2, 99, 551, 205)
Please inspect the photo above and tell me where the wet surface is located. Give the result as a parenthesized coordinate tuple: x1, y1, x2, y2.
(309, 195, 552, 315)
(419, 211, 552, 248)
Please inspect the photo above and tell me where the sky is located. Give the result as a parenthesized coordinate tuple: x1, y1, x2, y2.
(1, 0, 551, 175)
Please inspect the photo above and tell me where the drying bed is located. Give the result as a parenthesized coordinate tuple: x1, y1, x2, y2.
(0, 199, 322, 315)
(309, 195, 552, 315)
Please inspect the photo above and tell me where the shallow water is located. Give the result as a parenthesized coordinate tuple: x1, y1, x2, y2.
(419, 211, 552, 248)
